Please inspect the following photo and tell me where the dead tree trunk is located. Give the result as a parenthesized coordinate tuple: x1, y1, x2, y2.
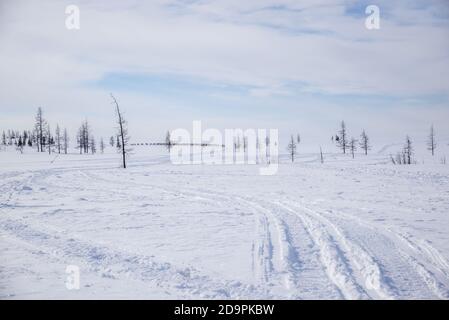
(111, 94, 128, 169)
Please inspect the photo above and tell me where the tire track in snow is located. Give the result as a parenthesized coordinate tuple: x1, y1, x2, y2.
(252, 212, 274, 285)
(162, 183, 312, 297)
(382, 229, 449, 299)
(282, 200, 396, 300)
(248, 198, 343, 299)
(239, 198, 297, 296)
(34, 169, 283, 296)
(313, 205, 449, 283)
(289, 201, 449, 299)
(189, 191, 347, 299)
(273, 201, 368, 300)
(0, 168, 269, 298)
(167, 188, 289, 296)
(19, 166, 449, 299)
(397, 250, 449, 299)
(77, 171, 288, 295)
(80, 171, 344, 298)
(316, 205, 449, 299)
(0, 218, 266, 299)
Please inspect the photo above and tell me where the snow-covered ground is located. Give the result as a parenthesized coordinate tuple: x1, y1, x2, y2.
(1, 144, 449, 299)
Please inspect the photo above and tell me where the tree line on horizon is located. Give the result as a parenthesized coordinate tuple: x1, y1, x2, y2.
(1, 94, 131, 168)
(1, 109, 442, 167)
(287, 121, 372, 163)
(286, 120, 440, 165)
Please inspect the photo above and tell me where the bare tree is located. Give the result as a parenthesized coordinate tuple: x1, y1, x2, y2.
(265, 136, 270, 162)
(100, 137, 105, 154)
(77, 126, 83, 154)
(236, 135, 241, 151)
(77, 123, 85, 154)
(111, 94, 130, 169)
(90, 135, 96, 154)
(349, 137, 357, 159)
(83, 120, 90, 154)
(63, 128, 69, 154)
(287, 135, 297, 163)
(359, 130, 370, 155)
(34, 107, 46, 152)
(427, 124, 436, 156)
(23, 130, 28, 145)
(55, 124, 62, 154)
(337, 120, 347, 154)
(15, 135, 24, 153)
(165, 130, 172, 152)
(296, 134, 301, 155)
(28, 131, 34, 147)
(243, 136, 248, 153)
(76, 121, 92, 154)
(390, 154, 396, 165)
(46, 124, 52, 155)
(109, 136, 115, 147)
(404, 135, 413, 165)
(320, 146, 324, 164)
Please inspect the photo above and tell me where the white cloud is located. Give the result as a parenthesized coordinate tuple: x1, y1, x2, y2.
(0, 0, 448, 144)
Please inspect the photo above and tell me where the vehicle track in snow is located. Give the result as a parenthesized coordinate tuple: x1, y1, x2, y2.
(63, 170, 303, 297)
(293, 202, 449, 299)
(2, 163, 449, 299)
(163, 187, 343, 299)
(273, 201, 369, 299)
(1, 168, 280, 298)
(74, 170, 429, 299)
(243, 198, 343, 299)
(0, 218, 266, 299)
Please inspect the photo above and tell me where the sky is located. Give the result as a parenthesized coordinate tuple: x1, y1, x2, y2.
(0, 0, 449, 150)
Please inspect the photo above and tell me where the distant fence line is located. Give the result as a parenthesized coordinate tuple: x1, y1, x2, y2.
(130, 142, 225, 147)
